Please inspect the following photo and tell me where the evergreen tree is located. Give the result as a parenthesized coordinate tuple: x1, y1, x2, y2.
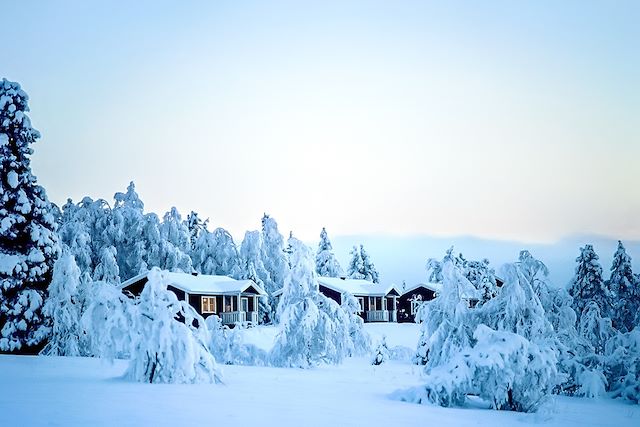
(347, 244, 380, 283)
(41, 251, 83, 356)
(185, 210, 208, 251)
(608, 241, 637, 332)
(126, 268, 222, 384)
(0, 79, 61, 353)
(315, 227, 343, 277)
(158, 207, 192, 272)
(568, 244, 611, 320)
(271, 237, 349, 367)
(112, 182, 147, 280)
(93, 246, 120, 284)
(259, 214, 289, 322)
(239, 230, 270, 323)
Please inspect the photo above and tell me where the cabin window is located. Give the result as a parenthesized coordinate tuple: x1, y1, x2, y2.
(224, 295, 237, 312)
(201, 297, 216, 314)
(356, 297, 364, 313)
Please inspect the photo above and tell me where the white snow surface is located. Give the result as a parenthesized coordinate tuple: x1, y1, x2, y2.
(0, 323, 638, 426)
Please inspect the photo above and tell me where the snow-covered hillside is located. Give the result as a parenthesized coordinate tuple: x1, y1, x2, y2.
(0, 324, 637, 427)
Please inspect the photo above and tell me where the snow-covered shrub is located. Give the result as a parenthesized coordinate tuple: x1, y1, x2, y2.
(40, 251, 83, 356)
(341, 292, 371, 355)
(271, 237, 350, 368)
(0, 79, 61, 353)
(205, 316, 268, 366)
(371, 336, 390, 365)
(604, 328, 640, 403)
(399, 325, 557, 412)
(125, 268, 222, 384)
(81, 280, 138, 359)
(403, 258, 560, 412)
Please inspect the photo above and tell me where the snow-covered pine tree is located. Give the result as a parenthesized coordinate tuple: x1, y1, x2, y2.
(185, 210, 208, 251)
(371, 335, 390, 365)
(271, 237, 349, 367)
(315, 227, 343, 277)
(41, 250, 83, 356)
(259, 215, 289, 322)
(158, 207, 192, 273)
(461, 257, 497, 305)
(112, 182, 147, 280)
(341, 292, 371, 355)
(208, 227, 241, 277)
(360, 245, 379, 283)
(604, 328, 640, 403)
(578, 301, 615, 356)
(239, 230, 271, 323)
(346, 244, 380, 283)
(568, 244, 612, 320)
(608, 241, 637, 332)
(126, 268, 222, 384)
(347, 245, 365, 280)
(92, 245, 120, 284)
(0, 79, 61, 353)
(81, 280, 138, 359)
(415, 256, 474, 366)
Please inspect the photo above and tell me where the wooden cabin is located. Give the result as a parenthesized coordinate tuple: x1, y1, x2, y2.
(398, 276, 505, 323)
(397, 283, 441, 323)
(273, 277, 401, 323)
(120, 271, 267, 326)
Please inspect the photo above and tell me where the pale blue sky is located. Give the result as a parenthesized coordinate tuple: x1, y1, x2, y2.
(3, 0, 639, 243)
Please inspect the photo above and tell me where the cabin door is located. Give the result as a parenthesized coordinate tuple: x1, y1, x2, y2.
(241, 297, 249, 313)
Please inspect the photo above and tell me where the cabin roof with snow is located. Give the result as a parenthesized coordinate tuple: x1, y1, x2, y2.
(401, 280, 480, 301)
(121, 271, 267, 296)
(317, 277, 400, 296)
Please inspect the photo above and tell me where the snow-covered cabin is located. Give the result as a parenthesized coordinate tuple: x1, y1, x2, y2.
(121, 272, 267, 325)
(398, 276, 505, 322)
(397, 283, 442, 323)
(274, 277, 401, 322)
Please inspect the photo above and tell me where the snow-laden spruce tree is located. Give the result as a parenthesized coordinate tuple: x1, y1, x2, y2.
(0, 79, 61, 353)
(341, 292, 371, 355)
(81, 280, 138, 359)
(239, 230, 271, 323)
(193, 227, 241, 278)
(315, 227, 343, 277)
(461, 257, 497, 305)
(568, 244, 612, 320)
(604, 328, 640, 403)
(347, 244, 380, 283)
(371, 335, 390, 365)
(271, 237, 349, 367)
(158, 207, 192, 273)
(126, 268, 222, 384)
(259, 215, 289, 322)
(415, 256, 474, 366)
(112, 182, 147, 280)
(40, 250, 83, 356)
(608, 241, 637, 332)
(92, 245, 120, 284)
(185, 210, 208, 251)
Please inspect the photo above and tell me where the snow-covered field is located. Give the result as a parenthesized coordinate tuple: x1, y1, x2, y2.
(0, 323, 637, 427)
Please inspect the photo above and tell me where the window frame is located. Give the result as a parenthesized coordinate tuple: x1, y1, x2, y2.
(201, 296, 217, 314)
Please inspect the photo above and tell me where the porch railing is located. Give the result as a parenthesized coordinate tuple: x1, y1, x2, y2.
(221, 311, 246, 325)
(366, 310, 389, 322)
(389, 310, 397, 322)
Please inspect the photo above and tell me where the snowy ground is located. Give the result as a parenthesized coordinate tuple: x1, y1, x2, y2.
(0, 324, 637, 427)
